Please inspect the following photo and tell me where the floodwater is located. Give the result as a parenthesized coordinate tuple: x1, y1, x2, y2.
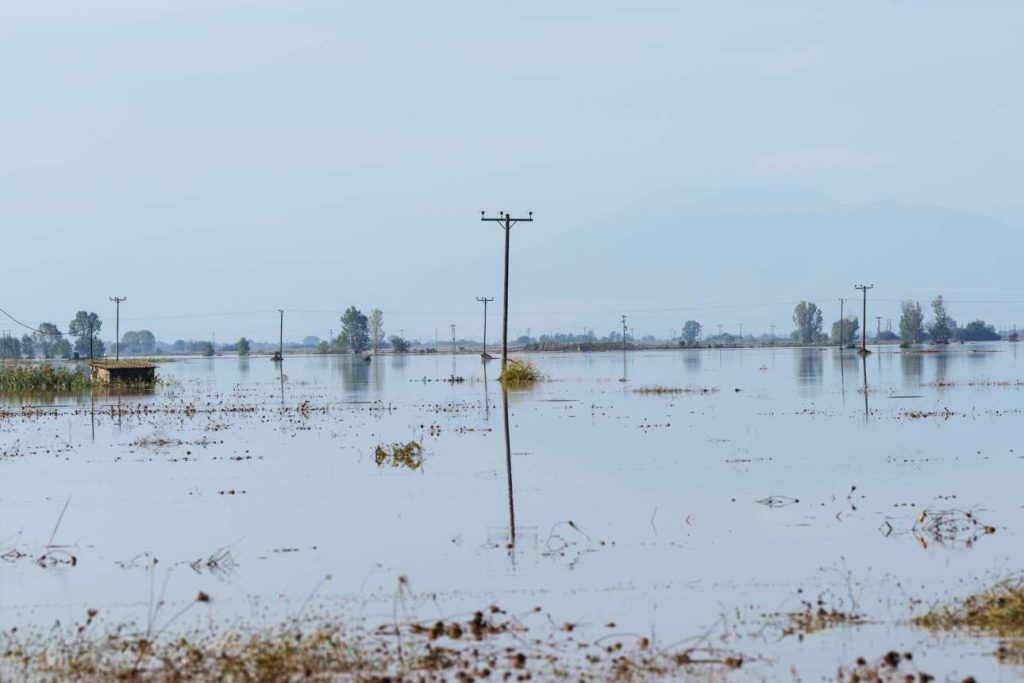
(2, 345, 1024, 679)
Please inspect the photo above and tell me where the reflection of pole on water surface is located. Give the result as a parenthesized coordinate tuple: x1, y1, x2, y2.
(279, 363, 285, 406)
(861, 355, 870, 423)
(482, 361, 490, 421)
(90, 389, 96, 441)
(502, 387, 515, 545)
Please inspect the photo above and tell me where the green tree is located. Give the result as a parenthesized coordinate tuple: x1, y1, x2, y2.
(340, 306, 369, 354)
(830, 316, 859, 345)
(198, 341, 215, 357)
(20, 334, 34, 359)
(899, 300, 925, 345)
(33, 323, 64, 358)
(236, 337, 251, 356)
(121, 331, 141, 354)
(0, 335, 20, 359)
(957, 320, 1000, 341)
(136, 330, 156, 354)
(389, 335, 410, 353)
(929, 295, 952, 343)
(316, 340, 330, 354)
(368, 309, 384, 354)
(681, 320, 702, 344)
(792, 301, 823, 344)
(68, 311, 103, 357)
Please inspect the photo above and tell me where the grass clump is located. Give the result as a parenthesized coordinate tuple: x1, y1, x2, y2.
(374, 441, 424, 470)
(0, 364, 90, 392)
(499, 359, 541, 386)
(914, 576, 1024, 635)
(914, 576, 1024, 663)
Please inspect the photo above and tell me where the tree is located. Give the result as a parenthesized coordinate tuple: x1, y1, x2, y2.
(316, 340, 330, 354)
(899, 300, 925, 345)
(173, 339, 186, 352)
(68, 311, 103, 357)
(957, 320, 1000, 341)
(197, 341, 215, 357)
(121, 331, 140, 354)
(368, 309, 384, 354)
(236, 337, 251, 356)
(830, 316, 859, 345)
(20, 334, 34, 359)
(0, 335, 20, 359)
(681, 320, 702, 344)
(302, 336, 320, 347)
(340, 306, 369, 354)
(389, 335, 410, 353)
(929, 295, 952, 343)
(136, 330, 156, 354)
(792, 301, 823, 344)
(33, 323, 64, 358)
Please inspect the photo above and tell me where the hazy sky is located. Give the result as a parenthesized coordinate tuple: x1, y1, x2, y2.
(2, 1, 1022, 342)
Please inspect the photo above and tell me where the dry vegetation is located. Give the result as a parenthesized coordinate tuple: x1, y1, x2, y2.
(498, 359, 541, 387)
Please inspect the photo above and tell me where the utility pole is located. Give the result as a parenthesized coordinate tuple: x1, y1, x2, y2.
(273, 309, 284, 362)
(769, 324, 775, 345)
(476, 296, 494, 359)
(88, 319, 94, 360)
(481, 210, 533, 371)
(839, 298, 846, 347)
(621, 315, 628, 351)
(739, 323, 743, 339)
(854, 284, 874, 354)
(450, 324, 457, 355)
(875, 316, 882, 339)
(109, 296, 126, 361)
(717, 324, 723, 338)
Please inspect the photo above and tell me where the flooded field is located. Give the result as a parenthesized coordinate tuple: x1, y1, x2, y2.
(3, 345, 1024, 679)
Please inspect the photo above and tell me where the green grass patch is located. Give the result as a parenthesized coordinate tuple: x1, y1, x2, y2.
(499, 359, 541, 387)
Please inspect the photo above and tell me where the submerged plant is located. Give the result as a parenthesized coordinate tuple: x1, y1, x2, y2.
(0, 364, 90, 392)
(498, 359, 541, 387)
(374, 441, 424, 470)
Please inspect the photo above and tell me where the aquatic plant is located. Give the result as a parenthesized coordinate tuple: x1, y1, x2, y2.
(499, 359, 541, 386)
(374, 441, 424, 470)
(0, 364, 90, 392)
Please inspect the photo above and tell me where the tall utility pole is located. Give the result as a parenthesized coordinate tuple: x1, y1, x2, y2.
(109, 296, 126, 361)
(875, 316, 882, 339)
(480, 211, 533, 370)
(769, 324, 775, 345)
(476, 297, 494, 359)
(621, 315, 628, 351)
(274, 309, 284, 362)
(854, 284, 874, 354)
(838, 298, 846, 347)
(450, 324, 457, 355)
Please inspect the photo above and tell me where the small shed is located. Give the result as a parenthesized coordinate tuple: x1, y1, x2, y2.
(89, 360, 157, 385)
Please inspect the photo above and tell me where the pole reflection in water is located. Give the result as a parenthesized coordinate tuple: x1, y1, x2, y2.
(90, 390, 96, 441)
(502, 387, 515, 546)
(279, 364, 285, 406)
(482, 361, 491, 421)
(861, 355, 870, 423)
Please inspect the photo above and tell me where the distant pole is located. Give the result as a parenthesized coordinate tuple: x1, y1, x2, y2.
(450, 323, 457, 355)
(278, 309, 284, 360)
(769, 324, 775, 345)
(717, 324, 723, 338)
(476, 297, 494, 358)
(875, 316, 882, 339)
(854, 284, 874, 353)
(621, 315, 628, 351)
(481, 211, 534, 371)
(109, 297, 126, 361)
(88, 320, 94, 360)
(739, 323, 743, 340)
(839, 298, 846, 347)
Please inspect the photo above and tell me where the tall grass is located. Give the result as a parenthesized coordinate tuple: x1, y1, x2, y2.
(0, 364, 90, 392)
(499, 359, 541, 386)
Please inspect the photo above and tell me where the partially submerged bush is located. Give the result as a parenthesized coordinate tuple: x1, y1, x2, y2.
(499, 359, 541, 386)
(374, 441, 424, 470)
(0, 364, 90, 392)
(914, 576, 1024, 636)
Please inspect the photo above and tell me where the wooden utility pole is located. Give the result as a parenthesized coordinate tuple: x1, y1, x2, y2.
(273, 309, 284, 362)
(480, 211, 533, 371)
(476, 296, 494, 359)
(854, 285, 874, 354)
(450, 324, 457, 355)
(621, 315, 628, 351)
(839, 298, 846, 347)
(109, 297, 126, 361)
